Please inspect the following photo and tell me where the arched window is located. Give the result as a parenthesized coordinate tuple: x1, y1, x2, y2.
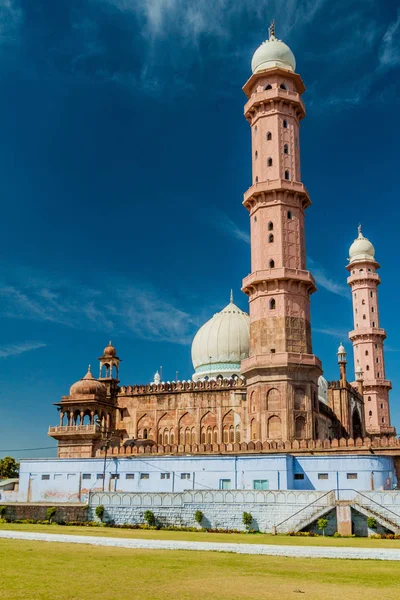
(269, 233, 274, 243)
(362, 300, 365, 305)
(255, 176, 258, 183)
(285, 170, 290, 180)
(368, 396, 371, 401)
(363, 314, 366, 320)
(267, 131, 272, 140)
(283, 119, 288, 128)
(365, 350, 368, 356)
(267, 157, 273, 166)
(376, 357, 379, 363)
(366, 365, 370, 371)
(269, 259, 275, 268)
(287, 211, 292, 219)
(264, 84, 272, 90)
(372, 321, 376, 327)
(143, 428, 148, 440)
(269, 298, 276, 310)
(280, 83, 287, 90)
(369, 411, 372, 416)
(284, 143, 289, 154)
(372, 307, 375, 312)
(255, 151, 258, 159)
(268, 221, 273, 231)
(370, 291, 373, 298)
(254, 125, 257, 133)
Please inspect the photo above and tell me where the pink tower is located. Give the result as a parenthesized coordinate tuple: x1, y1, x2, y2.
(347, 226, 395, 436)
(241, 24, 322, 442)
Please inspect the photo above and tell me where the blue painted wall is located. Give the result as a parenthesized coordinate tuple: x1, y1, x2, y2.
(15, 453, 396, 504)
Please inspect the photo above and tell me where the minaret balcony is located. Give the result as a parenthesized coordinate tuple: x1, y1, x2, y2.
(361, 379, 392, 390)
(242, 268, 316, 295)
(349, 327, 387, 341)
(241, 352, 322, 375)
(244, 88, 305, 121)
(243, 179, 311, 211)
(347, 272, 380, 286)
(48, 425, 101, 441)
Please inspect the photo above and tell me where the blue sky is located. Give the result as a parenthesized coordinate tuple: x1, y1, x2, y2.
(1, 0, 400, 458)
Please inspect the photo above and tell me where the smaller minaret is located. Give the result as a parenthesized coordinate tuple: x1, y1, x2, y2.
(337, 342, 347, 384)
(98, 342, 121, 397)
(152, 371, 161, 385)
(347, 226, 395, 435)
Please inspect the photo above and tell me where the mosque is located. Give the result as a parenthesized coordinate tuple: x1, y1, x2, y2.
(13, 25, 400, 505)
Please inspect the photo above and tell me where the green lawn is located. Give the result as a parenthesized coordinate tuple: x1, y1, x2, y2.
(0, 538, 399, 600)
(1, 522, 400, 548)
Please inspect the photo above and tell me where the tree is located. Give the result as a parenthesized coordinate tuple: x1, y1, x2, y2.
(0, 457, 19, 479)
(317, 518, 328, 537)
(242, 512, 253, 531)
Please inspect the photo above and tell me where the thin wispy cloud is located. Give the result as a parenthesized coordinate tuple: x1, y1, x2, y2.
(380, 9, 400, 68)
(0, 268, 196, 345)
(213, 212, 250, 245)
(0, 341, 46, 359)
(308, 258, 349, 299)
(314, 327, 349, 340)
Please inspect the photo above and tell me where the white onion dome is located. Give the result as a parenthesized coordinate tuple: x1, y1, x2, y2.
(337, 342, 346, 355)
(191, 292, 250, 381)
(70, 366, 106, 397)
(349, 225, 375, 263)
(251, 31, 296, 74)
(318, 375, 328, 405)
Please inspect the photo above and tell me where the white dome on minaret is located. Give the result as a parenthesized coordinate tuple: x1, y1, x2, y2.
(348, 225, 375, 264)
(191, 292, 250, 381)
(251, 21, 296, 74)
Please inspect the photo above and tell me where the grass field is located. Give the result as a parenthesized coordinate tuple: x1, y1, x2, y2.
(1, 522, 400, 548)
(0, 538, 399, 600)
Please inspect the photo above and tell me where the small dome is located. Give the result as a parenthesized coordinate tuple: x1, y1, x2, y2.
(349, 225, 375, 263)
(337, 342, 346, 355)
(70, 366, 106, 397)
(103, 341, 116, 357)
(191, 292, 250, 381)
(251, 32, 296, 74)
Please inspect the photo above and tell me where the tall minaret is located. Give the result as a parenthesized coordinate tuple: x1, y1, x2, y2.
(241, 24, 322, 442)
(347, 226, 395, 435)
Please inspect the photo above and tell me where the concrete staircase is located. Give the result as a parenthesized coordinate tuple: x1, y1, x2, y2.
(275, 491, 336, 533)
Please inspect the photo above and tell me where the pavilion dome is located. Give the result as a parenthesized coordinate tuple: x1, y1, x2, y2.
(251, 30, 296, 74)
(70, 367, 107, 397)
(191, 293, 250, 381)
(349, 226, 375, 264)
(103, 341, 117, 357)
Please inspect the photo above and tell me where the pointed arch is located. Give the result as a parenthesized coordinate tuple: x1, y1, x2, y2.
(267, 416, 281, 439)
(266, 388, 280, 411)
(295, 416, 306, 439)
(294, 388, 306, 411)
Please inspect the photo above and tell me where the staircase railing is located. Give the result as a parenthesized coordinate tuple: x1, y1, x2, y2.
(350, 489, 400, 524)
(274, 490, 335, 532)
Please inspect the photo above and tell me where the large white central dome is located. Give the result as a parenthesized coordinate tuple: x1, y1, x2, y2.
(191, 294, 250, 381)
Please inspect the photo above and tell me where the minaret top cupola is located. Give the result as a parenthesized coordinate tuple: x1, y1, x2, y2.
(348, 225, 376, 265)
(251, 21, 296, 74)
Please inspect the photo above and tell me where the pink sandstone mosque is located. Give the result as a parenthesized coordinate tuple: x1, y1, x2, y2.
(48, 23, 397, 461)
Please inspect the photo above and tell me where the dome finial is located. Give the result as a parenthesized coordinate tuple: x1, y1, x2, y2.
(268, 19, 276, 40)
(230, 289, 233, 303)
(358, 223, 363, 238)
(88, 364, 91, 373)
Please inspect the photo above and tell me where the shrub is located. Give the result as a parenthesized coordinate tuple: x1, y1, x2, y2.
(95, 505, 105, 522)
(317, 518, 328, 536)
(144, 510, 156, 527)
(367, 517, 377, 529)
(194, 510, 203, 525)
(242, 512, 253, 530)
(46, 507, 57, 523)
(0, 506, 6, 518)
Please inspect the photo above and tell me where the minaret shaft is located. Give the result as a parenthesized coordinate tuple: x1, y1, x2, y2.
(241, 60, 321, 442)
(347, 251, 394, 435)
